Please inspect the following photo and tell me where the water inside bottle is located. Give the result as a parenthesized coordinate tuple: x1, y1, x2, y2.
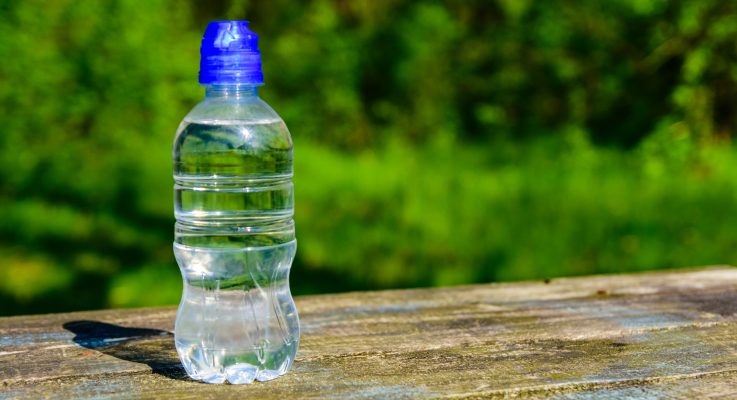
(173, 119, 298, 383)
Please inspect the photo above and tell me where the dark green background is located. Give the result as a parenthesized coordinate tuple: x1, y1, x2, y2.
(2, 0, 737, 316)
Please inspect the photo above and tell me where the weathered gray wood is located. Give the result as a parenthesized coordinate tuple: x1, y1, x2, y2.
(2, 267, 737, 399)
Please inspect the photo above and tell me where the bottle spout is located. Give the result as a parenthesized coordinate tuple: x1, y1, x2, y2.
(199, 20, 264, 86)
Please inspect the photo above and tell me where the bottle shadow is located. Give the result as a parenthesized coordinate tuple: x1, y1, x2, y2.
(63, 320, 188, 380)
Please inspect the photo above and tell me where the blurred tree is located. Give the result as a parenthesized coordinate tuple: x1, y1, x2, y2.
(0, 0, 197, 313)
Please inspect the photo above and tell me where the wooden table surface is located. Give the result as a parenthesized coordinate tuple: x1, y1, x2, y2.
(2, 267, 737, 399)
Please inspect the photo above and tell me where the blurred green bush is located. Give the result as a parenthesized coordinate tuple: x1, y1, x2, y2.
(1, 0, 737, 315)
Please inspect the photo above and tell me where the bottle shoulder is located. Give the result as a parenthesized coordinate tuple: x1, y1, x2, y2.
(174, 96, 292, 150)
(184, 97, 284, 124)
(173, 96, 293, 163)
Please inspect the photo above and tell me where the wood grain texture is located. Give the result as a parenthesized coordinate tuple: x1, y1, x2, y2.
(2, 267, 737, 399)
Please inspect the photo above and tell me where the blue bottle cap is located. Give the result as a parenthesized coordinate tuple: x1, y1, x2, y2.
(199, 21, 264, 85)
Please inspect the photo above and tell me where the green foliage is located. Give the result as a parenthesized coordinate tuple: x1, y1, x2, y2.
(1, 0, 737, 315)
(295, 133, 737, 290)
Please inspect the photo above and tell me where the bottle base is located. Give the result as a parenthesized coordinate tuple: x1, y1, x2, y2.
(185, 362, 291, 384)
(176, 339, 297, 384)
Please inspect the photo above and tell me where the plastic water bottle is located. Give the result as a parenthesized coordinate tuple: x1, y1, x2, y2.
(172, 21, 299, 384)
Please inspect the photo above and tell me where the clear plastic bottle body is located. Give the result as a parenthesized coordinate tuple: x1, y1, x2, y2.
(172, 85, 299, 384)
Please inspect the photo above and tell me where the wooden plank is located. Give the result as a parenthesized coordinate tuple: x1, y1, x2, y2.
(1, 266, 737, 398)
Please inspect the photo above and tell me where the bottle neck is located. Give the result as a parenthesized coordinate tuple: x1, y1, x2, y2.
(204, 84, 259, 99)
